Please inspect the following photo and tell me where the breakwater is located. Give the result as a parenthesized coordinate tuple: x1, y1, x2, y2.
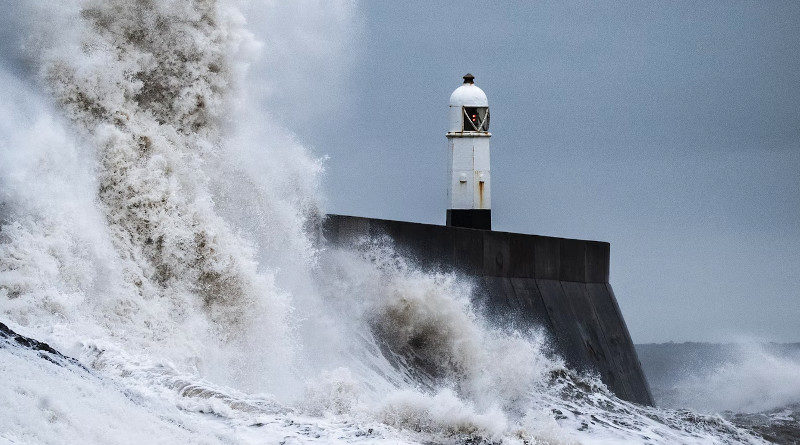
(323, 214, 654, 406)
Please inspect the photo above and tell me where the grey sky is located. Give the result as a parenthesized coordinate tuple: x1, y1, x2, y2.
(284, 1, 800, 343)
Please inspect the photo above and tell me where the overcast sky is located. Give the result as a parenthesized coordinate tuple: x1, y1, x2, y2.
(280, 1, 800, 343)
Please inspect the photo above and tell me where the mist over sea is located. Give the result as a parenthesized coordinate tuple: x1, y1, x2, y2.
(0, 1, 797, 444)
(638, 342, 800, 443)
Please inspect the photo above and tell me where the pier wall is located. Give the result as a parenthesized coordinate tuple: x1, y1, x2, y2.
(322, 214, 654, 406)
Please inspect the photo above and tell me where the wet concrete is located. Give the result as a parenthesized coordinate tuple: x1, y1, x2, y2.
(323, 214, 654, 406)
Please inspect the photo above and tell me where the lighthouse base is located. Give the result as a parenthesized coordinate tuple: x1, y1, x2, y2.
(447, 209, 491, 230)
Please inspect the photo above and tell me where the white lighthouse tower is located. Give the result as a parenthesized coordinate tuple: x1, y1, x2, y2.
(446, 73, 491, 230)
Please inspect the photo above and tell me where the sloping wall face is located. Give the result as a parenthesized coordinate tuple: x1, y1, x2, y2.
(322, 214, 654, 406)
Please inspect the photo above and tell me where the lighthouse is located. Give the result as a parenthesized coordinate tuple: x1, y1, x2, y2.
(324, 71, 654, 405)
(446, 73, 491, 230)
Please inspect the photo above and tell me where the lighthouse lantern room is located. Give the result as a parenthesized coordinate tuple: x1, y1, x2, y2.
(446, 73, 491, 230)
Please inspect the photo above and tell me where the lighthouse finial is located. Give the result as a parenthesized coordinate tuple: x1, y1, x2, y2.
(463, 73, 475, 84)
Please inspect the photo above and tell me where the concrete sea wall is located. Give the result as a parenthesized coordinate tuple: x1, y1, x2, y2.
(322, 214, 654, 406)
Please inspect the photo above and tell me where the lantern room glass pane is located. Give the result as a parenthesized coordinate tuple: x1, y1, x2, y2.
(463, 107, 489, 131)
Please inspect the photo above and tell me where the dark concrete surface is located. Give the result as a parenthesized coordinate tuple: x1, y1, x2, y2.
(446, 209, 491, 230)
(322, 214, 654, 406)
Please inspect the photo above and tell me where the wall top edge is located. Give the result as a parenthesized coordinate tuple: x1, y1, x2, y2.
(325, 214, 610, 247)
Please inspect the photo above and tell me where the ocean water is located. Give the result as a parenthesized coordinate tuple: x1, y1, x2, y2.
(0, 1, 795, 443)
(638, 343, 800, 444)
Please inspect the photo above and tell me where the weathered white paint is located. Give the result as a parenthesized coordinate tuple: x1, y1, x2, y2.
(446, 75, 491, 210)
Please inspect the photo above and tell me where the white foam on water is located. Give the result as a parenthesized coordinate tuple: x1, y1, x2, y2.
(0, 1, 780, 443)
(663, 343, 800, 414)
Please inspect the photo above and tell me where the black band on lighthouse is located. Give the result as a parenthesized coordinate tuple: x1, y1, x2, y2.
(446, 209, 491, 230)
